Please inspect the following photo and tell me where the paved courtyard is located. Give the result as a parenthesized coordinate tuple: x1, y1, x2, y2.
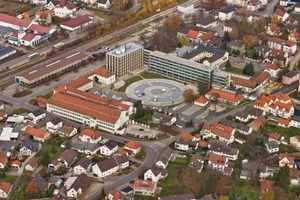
(125, 79, 187, 107)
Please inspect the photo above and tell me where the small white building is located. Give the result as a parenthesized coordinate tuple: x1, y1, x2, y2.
(124, 141, 141, 155)
(46, 117, 63, 133)
(28, 109, 46, 124)
(265, 142, 279, 154)
(87, 67, 115, 85)
(73, 158, 92, 175)
(177, 2, 195, 15)
(219, 6, 236, 21)
(144, 165, 168, 182)
(134, 179, 157, 196)
(66, 174, 91, 198)
(97, 0, 111, 9)
(99, 139, 118, 156)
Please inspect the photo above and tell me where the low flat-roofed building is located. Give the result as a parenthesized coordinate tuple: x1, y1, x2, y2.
(15, 51, 90, 86)
(60, 15, 94, 31)
(0, 46, 16, 60)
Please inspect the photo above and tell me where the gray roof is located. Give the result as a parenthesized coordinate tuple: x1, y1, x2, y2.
(219, 118, 251, 132)
(228, 40, 245, 48)
(208, 139, 239, 155)
(197, 16, 216, 26)
(55, 149, 77, 165)
(106, 42, 143, 58)
(266, 142, 279, 150)
(70, 136, 101, 152)
(189, 153, 205, 170)
(179, 2, 193, 8)
(199, 194, 215, 200)
(236, 106, 263, 119)
(292, 116, 300, 122)
(115, 155, 129, 165)
(103, 139, 117, 150)
(255, 46, 272, 54)
(220, 6, 236, 14)
(224, 20, 236, 28)
(97, 157, 118, 172)
(175, 138, 197, 147)
(156, 147, 173, 165)
(121, 186, 133, 193)
(0, 26, 13, 35)
(50, 117, 62, 125)
(160, 192, 196, 200)
(0, 46, 16, 57)
(182, 44, 226, 60)
(178, 28, 190, 35)
(284, 71, 299, 78)
(172, 46, 195, 57)
(75, 157, 92, 169)
(32, 175, 49, 191)
(152, 112, 174, 123)
(21, 137, 40, 151)
(69, 173, 90, 192)
(31, 109, 45, 117)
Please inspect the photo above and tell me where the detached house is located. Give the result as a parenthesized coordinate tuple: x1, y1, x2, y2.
(196, 16, 218, 29)
(290, 169, 300, 186)
(201, 122, 235, 144)
(279, 153, 294, 168)
(73, 157, 92, 175)
(268, 133, 281, 144)
(144, 165, 168, 182)
(0, 182, 11, 198)
(48, 149, 77, 171)
(26, 175, 50, 194)
(265, 63, 280, 78)
(208, 139, 239, 160)
(19, 137, 41, 155)
(134, 179, 157, 196)
(266, 24, 282, 36)
(46, 117, 63, 133)
(249, 116, 267, 131)
(155, 147, 173, 169)
(97, 0, 111, 9)
(235, 106, 264, 122)
(24, 126, 50, 143)
(208, 152, 232, 175)
(219, 6, 236, 21)
(79, 128, 102, 143)
(25, 157, 39, 171)
(265, 142, 279, 154)
(58, 125, 77, 137)
(66, 174, 91, 198)
(0, 152, 7, 169)
(54, 1, 76, 19)
(274, 8, 289, 22)
(269, 101, 294, 118)
(260, 180, 274, 193)
(282, 71, 300, 85)
(152, 112, 176, 126)
(247, 0, 262, 11)
(290, 136, 300, 149)
(268, 37, 297, 55)
(189, 154, 205, 173)
(99, 139, 118, 156)
(205, 87, 243, 106)
(28, 109, 46, 124)
(124, 141, 141, 155)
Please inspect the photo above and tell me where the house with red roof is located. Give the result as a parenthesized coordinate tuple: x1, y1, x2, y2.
(208, 152, 231, 175)
(79, 128, 102, 143)
(266, 24, 282, 36)
(264, 63, 280, 78)
(201, 122, 235, 144)
(288, 29, 300, 42)
(35, 9, 54, 25)
(0, 152, 7, 169)
(124, 141, 141, 155)
(86, 67, 115, 85)
(269, 101, 294, 118)
(266, 49, 289, 68)
(234, 8, 253, 22)
(24, 126, 50, 142)
(60, 15, 94, 31)
(194, 97, 208, 107)
(279, 153, 294, 168)
(0, 182, 12, 198)
(274, 8, 289, 22)
(278, 118, 291, 128)
(186, 30, 201, 43)
(247, 0, 262, 11)
(199, 31, 214, 44)
(290, 135, 300, 149)
(268, 133, 281, 144)
(260, 180, 274, 193)
(289, 169, 300, 186)
(268, 37, 297, 55)
(54, 1, 77, 19)
(205, 87, 243, 106)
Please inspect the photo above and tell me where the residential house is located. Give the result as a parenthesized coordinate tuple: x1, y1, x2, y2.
(60, 15, 94, 31)
(279, 153, 294, 168)
(226, 0, 248, 7)
(155, 147, 173, 169)
(280, 0, 289, 6)
(66, 174, 91, 198)
(58, 125, 77, 137)
(196, 16, 218, 29)
(208, 139, 239, 160)
(184, 29, 201, 43)
(201, 122, 235, 144)
(259, 164, 275, 179)
(48, 149, 77, 171)
(290, 135, 300, 149)
(79, 128, 102, 143)
(199, 31, 215, 44)
(177, 2, 195, 15)
(282, 71, 300, 85)
(207, 37, 222, 48)
(240, 170, 251, 180)
(266, 49, 289, 68)
(265, 63, 280, 78)
(152, 112, 176, 126)
(106, 190, 121, 200)
(234, 8, 253, 22)
(134, 179, 157, 196)
(99, 139, 118, 156)
(268, 37, 297, 55)
(11, 160, 21, 169)
(265, 142, 279, 154)
(174, 138, 198, 151)
(247, 0, 262, 11)
(219, 118, 252, 135)
(46, 117, 63, 133)
(54, 1, 76, 19)
(24, 126, 50, 143)
(28, 109, 46, 124)
(268, 133, 281, 144)
(278, 118, 291, 128)
(260, 180, 274, 193)
(97, 0, 111, 9)
(35, 9, 53, 25)
(274, 8, 289, 22)
(19, 137, 41, 156)
(266, 24, 282, 36)
(194, 97, 208, 107)
(290, 169, 300, 186)
(120, 186, 134, 196)
(26, 175, 50, 194)
(269, 101, 294, 118)
(288, 29, 300, 43)
(235, 106, 264, 122)
(73, 157, 92, 175)
(144, 165, 168, 182)
(0, 182, 11, 199)
(208, 152, 229, 172)
(249, 116, 268, 131)
(223, 20, 236, 32)
(188, 153, 205, 173)
(227, 40, 245, 54)
(49, 177, 63, 187)
(92, 155, 129, 177)
(86, 67, 115, 85)
(25, 157, 38, 171)
(205, 87, 243, 106)
(218, 6, 236, 21)
(295, 3, 300, 12)
(124, 141, 141, 155)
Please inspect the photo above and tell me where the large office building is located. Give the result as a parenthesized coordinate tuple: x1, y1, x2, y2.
(144, 50, 230, 88)
(46, 86, 133, 133)
(15, 51, 90, 86)
(106, 42, 144, 78)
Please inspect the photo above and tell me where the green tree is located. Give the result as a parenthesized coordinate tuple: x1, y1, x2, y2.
(94, 76, 99, 83)
(41, 152, 50, 166)
(262, 189, 275, 200)
(223, 31, 231, 42)
(100, 188, 105, 199)
(51, 145, 57, 153)
(225, 60, 232, 69)
(252, 51, 260, 60)
(243, 62, 254, 76)
(274, 165, 290, 193)
(199, 182, 206, 197)
(197, 82, 208, 95)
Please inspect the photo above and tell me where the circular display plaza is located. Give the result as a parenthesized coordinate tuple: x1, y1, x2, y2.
(125, 79, 187, 107)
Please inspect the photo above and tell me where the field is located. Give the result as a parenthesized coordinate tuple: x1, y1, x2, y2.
(226, 66, 243, 74)
(0, 175, 17, 184)
(85, 7, 111, 20)
(0, 0, 33, 16)
(116, 76, 143, 92)
(236, 181, 260, 200)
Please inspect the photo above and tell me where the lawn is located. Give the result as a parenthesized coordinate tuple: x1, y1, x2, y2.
(279, 144, 298, 153)
(135, 149, 146, 161)
(116, 76, 143, 92)
(292, 14, 300, 22)
(261, 124, 300, 140)
(226, 66, 243, 74)
(236, 180, 260, 200)
(0, 175, 17, 184)
(9, 171, 32, 200)
(12, 108, 30, 115)
(172, 157, 189, 165)
(85, 7, 111, 20)
(36, 136, 67, 162)
(140, 71, 171, 79)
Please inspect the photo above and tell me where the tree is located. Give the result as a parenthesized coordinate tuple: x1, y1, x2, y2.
(271, 15, 279, 24)
(41, 152, 50, 166)
(243, 62, 254, 76)
(263, 189, 275, 200)
(243, 34, 257, 50)
(112, 0, 124, 11)
(197, 82, 208, 95)
(230, 28, 239, 40)
(274, 165, 290, 193)
(225, 60, 232, 69)
(223, 31, 230, 42)
(183, 89, 198, 102)
(94, 76, 99, 83)
(254, 18, 267, 33)
(100, 188, 105, 199)
(252, 51, 260, 60)
(178, 36, 187, 47)
(51, 145, 57, 153)
(219, 196, 229, 200)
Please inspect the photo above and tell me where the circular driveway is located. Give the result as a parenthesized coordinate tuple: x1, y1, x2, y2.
(126, 79, 187, 107)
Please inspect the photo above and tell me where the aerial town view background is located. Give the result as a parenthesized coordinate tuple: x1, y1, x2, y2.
(1, 0, 300, 199)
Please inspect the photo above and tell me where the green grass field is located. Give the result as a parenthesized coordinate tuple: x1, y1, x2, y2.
(116, 76, 143, 92)
(236, 181, 260, 200)
(0, 175, 17, 184)
(226, 66, 243, 74)
(85, 7, 111, 20)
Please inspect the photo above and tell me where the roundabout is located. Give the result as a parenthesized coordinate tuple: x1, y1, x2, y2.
(125, 79, 187, 107)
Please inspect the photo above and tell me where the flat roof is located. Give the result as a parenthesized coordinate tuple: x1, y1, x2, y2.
(0, 46, 16, 57)
(16, 51, 89, 82)
(106, 42, 143, 58)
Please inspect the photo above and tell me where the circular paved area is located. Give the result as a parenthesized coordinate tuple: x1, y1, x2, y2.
(126, 79, 187, 107)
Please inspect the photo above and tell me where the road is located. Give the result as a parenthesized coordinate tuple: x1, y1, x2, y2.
(289, 48, 300, 70)
(255, 0, 279, 17)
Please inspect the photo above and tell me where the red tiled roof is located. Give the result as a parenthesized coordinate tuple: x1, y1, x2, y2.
(61, 15, 94, 28)
(290, 169, 299, 179)
(269, 37, 296, 47)
(0, 13, 31, 28)
(186, 30, 200, 39)
(0, 112, 7, 118)
(202, 122, 233, 140)
(265, 63, 279, 71)
(24, 126, 48, 139)
(279, 153, 294, 165)
(87, 67, 114, 78)
(79, 128, 101, 140)
(28, 24, 51, 34)
(66, 76, 92, 89)
(260, 180, 274, 191)
(270, 49, 286, 57)
(11, 160, 21, 167)
(269, 101, 293, 112)
(269, 24, 280, 33)
(253, 71, 270, 85)
(275, 94, 291, 102)
(0, 182, 11, 194)
(275, 9, 286, 17)
(206, 88, 243, 103)
(194, 97, 208, 104)
(0, 152, 7, 165)
(254, 99, 267, 107)
(269, 133, 281, 141)
(278, 118, 291, 126)
(36, 97, 48, 104)
(199, 141, 208, 148)
(200, 31, 214, 42)
(208, 152, 227, 166)
(106, 190, 121, 200)
(124, 141, 141, 150)
(22, 32, 37, 41)
(250, 116, 267, 130)
(179, 132, 194, 141)
(58, 2, 76, 10)
(233, 77, 256, 89)
(235, 8, 251, 16)
(134, 179, 156, 190)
